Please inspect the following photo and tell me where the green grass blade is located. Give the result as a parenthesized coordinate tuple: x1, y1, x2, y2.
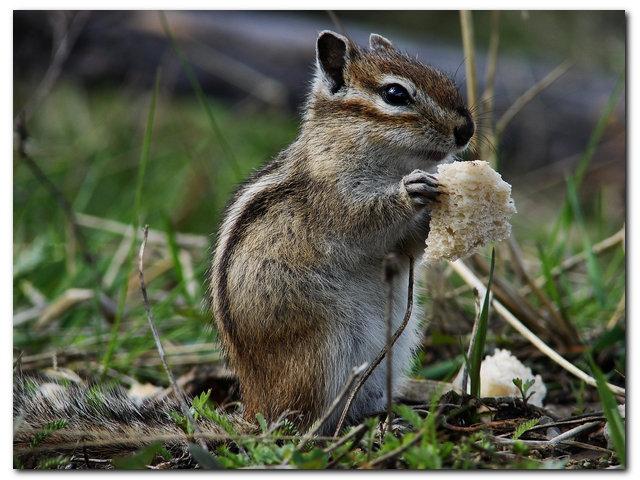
(548, 200, 572, 260)
(458, 336, 471, 393)
(101, 68, 161, 379)
(469, 248, 495, 397)
(565, 176, 606, 308)
(573, 72, 625, 188)
(158, 11, 242, 181)
(161, 212, 194, 306)
(587, 355, 625, 468)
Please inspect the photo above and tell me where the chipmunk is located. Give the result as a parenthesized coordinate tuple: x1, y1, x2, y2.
(209, 30, 475, 435)
(14, 30, 474, 467)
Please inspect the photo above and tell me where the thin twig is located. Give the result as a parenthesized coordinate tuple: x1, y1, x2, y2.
(450, 259, 625, 397)
(101, 68, 162, 380)
(323, 422, 369, 455)
(334, 254, 415, 437)
(324, 422, 370, 468)
(488, 421, 602, 447)
(138, 225, 208, 452)
(383, 253, 401, 437)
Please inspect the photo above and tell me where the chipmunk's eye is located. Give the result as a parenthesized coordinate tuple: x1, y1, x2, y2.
(382, 84, 411, 106)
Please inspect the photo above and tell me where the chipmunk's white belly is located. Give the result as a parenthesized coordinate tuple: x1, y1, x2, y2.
(317, 257, 423, 434)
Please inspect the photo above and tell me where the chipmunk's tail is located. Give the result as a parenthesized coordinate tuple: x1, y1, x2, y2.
(13, 377, 253, 469)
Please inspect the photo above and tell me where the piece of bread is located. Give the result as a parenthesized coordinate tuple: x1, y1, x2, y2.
(479, 349, 546, 407)
(450, 348, 546, 406)
(423, 160, 516, 263)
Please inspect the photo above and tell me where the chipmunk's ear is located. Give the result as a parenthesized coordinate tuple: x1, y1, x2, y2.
(316, 31, 349, 94)
(369, 33, 395, 53)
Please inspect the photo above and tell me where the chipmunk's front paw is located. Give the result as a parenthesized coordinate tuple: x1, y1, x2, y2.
(402, 170, 445, 206)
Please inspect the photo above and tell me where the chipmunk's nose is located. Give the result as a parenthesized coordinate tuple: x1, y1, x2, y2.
(454, 114, 475, 148)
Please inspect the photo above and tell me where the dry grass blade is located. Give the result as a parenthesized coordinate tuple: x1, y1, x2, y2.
(489, 421, 602, 448)
(459, 11, 478, 153)
(326, 10, 350, 39)
(323, 422, 369, 455)
(479, 10, 501, 163)
(18, 348, 84, 367)
(19, 280, 47, 307)
(471, 252, 577, 347)
(506, 236, 579, 344)
(103, 225, 136, 289)
(325, 423, 370, 468)
(178, 249, 198, 300)
(75, 212, 209, 249)
(606, 292, 625, 330)
(183, 40, 288, 109)
(128, 256, 173, 295)
(16, 339, 222, 372)
(450, 259, 625, 397)
(34, 289, 101, 330)
(494, 59, 574, 144)
(14, 281, 49, 325)
(13, 307, 45, 326)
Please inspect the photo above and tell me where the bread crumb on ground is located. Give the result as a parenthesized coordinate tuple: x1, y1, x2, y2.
(480, 348, 546, 407)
